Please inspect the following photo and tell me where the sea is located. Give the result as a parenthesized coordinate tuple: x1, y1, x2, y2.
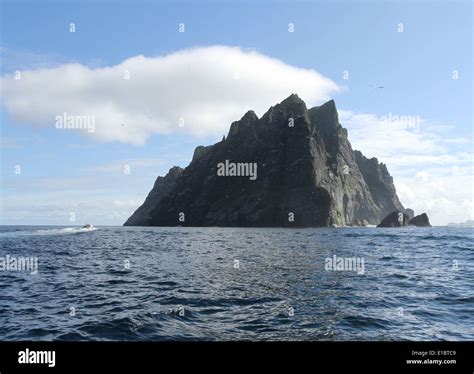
(0, 225, 472, 341)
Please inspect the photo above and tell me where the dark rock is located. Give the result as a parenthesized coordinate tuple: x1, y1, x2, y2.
(353, 152, 405, 217)
(192, 145, 213, 162)
(409, 213, 431, 227)
(404, 208, 415, 221)
(125, 95, 405, 227)
(377, 211, 409, 227)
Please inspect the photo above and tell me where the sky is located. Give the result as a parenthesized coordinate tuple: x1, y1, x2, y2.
(0, 0, 472, 226)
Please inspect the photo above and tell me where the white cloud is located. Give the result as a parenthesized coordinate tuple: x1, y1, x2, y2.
(396, 174, 473, 226)
(338, 110, 445, 161)
(1, 46, 341, 145)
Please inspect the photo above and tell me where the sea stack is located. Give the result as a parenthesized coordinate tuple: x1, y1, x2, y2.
(409, 213, 432, 227)
(125, 94, 405, 227)
(377, 211, 410, 227)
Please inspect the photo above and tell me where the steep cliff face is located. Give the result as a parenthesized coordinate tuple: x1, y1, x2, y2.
(124, 166, 183, 226)
(353, 150, 404, 221)
(124, 94, 404, 227)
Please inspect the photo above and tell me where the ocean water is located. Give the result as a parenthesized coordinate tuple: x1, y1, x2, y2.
(0, 225, 472, 341)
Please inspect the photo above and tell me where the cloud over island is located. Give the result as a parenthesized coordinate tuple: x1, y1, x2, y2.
(1, 46, 341, 145)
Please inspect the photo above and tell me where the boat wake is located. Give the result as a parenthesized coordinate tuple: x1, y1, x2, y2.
(0, 227, 98, 238)
(36, 227, 98, 235)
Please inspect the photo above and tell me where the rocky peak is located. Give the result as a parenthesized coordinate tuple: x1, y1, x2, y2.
(167, 166, 184, 178)
(125, 95, 405, 227)
(307, 99, 342, 159)
(308, 100, 340, 133)
(192, 145, 213, 162)
(228, 110, 259, 138)
(241, 110, 258, 124)
(278, 93, 308, 114)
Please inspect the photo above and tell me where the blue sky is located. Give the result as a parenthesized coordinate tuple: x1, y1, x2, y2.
(0, 0, 472, 225)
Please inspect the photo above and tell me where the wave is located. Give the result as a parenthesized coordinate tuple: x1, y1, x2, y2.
(0, 227, 98, 238)
(421, 234, 472, 241)
(1, 225, 473, 341)
(36, 227, 98, 235)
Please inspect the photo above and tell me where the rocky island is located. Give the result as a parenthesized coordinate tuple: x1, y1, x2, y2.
(376, 211, 431, 227)
(125, 94, 417, 227)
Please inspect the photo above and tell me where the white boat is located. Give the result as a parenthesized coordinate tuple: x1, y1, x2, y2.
(82, 224, 94, 229)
